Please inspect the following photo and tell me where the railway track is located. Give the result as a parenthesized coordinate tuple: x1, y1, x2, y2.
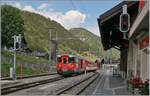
(1, 72, 98, 95)
(55, 72, 100, 95)
(1, 72, 57, 80)
(1, 75, 63, 95)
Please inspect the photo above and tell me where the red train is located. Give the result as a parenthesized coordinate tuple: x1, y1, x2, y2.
(56, 54, 98, 76)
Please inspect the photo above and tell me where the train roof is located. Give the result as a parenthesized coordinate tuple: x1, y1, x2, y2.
(57, 54, 95, 63)
(57, 54, 84, 59)
(57, 54, 76, 58)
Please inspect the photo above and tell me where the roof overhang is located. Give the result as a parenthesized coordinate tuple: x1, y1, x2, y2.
(98, 1, 139, 50)
(129, 3, 149, 38)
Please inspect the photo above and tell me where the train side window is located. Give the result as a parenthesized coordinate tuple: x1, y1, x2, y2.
(75, 57, 78, 63)
(72, 57, 75, 63)
(68, 57, 75, 63)
(81, 59, 83, 68)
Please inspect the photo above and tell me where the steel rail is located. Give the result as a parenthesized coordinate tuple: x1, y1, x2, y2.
(55, 72, 99, 95)
(76, 73, 100, 95)
(1, 72, 57, 80)
(1, 76, 63, 95)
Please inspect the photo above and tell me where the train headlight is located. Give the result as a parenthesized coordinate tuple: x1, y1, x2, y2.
(76, 63, 79, 68)
(58, 64, 61, 68)
(70, 64, 75, 68)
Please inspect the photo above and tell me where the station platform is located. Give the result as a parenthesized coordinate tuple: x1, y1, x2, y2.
(81, 69, 132, 95)
(1, 74, 59, 88)
(1, 80, 21, 86)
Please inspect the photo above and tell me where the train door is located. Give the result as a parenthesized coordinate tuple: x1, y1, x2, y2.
(77, 58, 82, 70)
(63, 57, 67, 64)
(62, 56, 69, 64)
(80, 59, 83, 68)
(81, 59, 83, 68)
(84, 60, 88, 71)
(72, 57, 75, 63)
(74, 57, 79, 69)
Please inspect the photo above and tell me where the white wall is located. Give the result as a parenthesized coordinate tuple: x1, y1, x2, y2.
(140, 47, 149, 80)
(127, 40, 138, 78)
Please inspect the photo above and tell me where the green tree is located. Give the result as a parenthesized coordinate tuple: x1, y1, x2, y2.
(1, 5, 24, 48)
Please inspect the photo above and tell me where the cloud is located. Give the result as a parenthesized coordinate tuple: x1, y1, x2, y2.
(10, 2, 100, 36)
(23, 5, 37, 13)
(37, 10, 86, 29)
(12, 2, 86, 30)
(60, 10, 86, 29)
(37, 3, 49, 10)
(2, 1, 87, 31)
(14, 2, 22, 9)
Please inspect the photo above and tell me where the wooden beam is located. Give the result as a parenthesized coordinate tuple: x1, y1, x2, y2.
(113, 46, 121, 50)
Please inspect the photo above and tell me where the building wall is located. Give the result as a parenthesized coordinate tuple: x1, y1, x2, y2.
(127, 39, 138, 78)
(127, 1, 149, 81)
(137, 33, 149, 80)
(127, 32, 149, 80)
(140, 48, 148, 80)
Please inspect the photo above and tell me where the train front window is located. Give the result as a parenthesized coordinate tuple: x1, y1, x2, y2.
(63, 58, 67, 64)
(68, 57, 75, 63)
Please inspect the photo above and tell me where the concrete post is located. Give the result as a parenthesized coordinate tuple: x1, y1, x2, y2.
(10, 67, 13, 78)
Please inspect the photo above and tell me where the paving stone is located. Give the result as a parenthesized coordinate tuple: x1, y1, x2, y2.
(81, 70, 133, 95)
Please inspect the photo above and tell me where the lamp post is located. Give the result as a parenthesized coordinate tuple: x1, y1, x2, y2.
(48, 29, 58, 72)
(49, 29, 52, 71)
(13, 36, 16, 80)
(55, 31, 58, 63)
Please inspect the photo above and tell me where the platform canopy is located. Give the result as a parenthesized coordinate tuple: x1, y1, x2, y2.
(97, 1, 139, 50)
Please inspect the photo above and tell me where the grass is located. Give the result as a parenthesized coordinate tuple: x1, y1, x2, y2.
(2, 50, 49, 64)
(1, 50, 51, 77)
(1, 62, 41, 77)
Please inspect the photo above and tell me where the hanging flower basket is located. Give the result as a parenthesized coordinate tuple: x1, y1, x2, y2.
(131, 77, 143, 88)
(127, 77, 143, 94)
(139, 79, 149, 95)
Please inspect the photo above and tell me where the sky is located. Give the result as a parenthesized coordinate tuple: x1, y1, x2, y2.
(1, 0, 122, 36)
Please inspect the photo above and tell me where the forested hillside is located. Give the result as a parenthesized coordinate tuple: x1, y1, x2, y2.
(2, 5, 120, 61)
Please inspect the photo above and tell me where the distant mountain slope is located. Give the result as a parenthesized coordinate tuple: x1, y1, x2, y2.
(2, 5, 95, 60)
(21, 11, 90, 53)
(69, 28, 120, 59)
(69, 28, 105, 57)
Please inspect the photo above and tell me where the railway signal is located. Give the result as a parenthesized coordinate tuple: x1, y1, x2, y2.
(119, 5, 130, 39)
(11, 34, 22, 80)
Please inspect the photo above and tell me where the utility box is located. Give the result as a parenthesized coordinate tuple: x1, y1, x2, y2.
(10, 67, 13, 78)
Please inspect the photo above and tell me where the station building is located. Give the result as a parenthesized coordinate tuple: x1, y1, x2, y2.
(127, 1, 149, 80)
(98, 1, 149, 81)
